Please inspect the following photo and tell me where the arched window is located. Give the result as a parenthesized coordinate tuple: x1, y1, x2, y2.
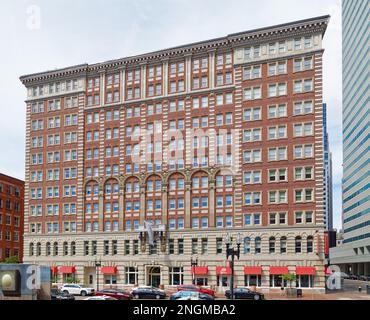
(255, 237, 261, 254)
(280, 236, 287, 253)
(295, 236, 302, 253)
(53, 242, 58, 256)
(63, 242, 68, 256)
(29, 243, 34, 256)
(71, 242, 76, 256)
(46, 242, 51, 256)
(147, 175, 162, 192)
(36, 242, 41, 256)
(124, 177, 140, 230)
(146, 175, 162, 219)
(244, 237, 251, 254)
(269, 237, 276, 253)
(307, 236, 314, 253)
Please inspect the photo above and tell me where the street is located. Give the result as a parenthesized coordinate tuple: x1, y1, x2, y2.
(73, 280, 370, 301)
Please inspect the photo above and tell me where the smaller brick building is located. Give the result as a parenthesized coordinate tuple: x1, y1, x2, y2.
(0, 173, 24, 262)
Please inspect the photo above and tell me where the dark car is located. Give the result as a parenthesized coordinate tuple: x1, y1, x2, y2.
(177, 285, 215, 297)
(51, 288, 75, 300)
(349, 274, 359, 280)
(225, 288, 264, 300)
(170, 290, 214, 300)
(131, 287, 166, 299)
(358, 275, 370, 282)
(95, 289, 132, 300)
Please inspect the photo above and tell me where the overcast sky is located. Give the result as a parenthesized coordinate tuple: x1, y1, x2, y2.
(0, 0, 343, 229)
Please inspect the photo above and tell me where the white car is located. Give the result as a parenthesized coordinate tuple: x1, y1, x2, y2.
(60, 284, 95, 296)
(84, 295, 117, 301)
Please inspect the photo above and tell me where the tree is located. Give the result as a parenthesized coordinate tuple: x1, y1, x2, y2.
(0, 256, 19, 264)
(282, 273, 296, 288)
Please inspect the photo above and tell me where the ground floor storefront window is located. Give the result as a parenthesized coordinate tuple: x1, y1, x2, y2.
(244, 275, 261, 287)
(195, 277, 208, 286)
(125, 267, 138, 285)
(217, 276, 230, 288)
(296, 275, 314, 288)
(269, 275, 287, 288)
(169, 267, 184, 285)
(104, 275, 117, 285)
(52, 273, 58, 283)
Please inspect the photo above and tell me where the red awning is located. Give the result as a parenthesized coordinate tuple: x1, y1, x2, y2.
(192, 266, 209, 275)
(216, 266, 232, 276)
(269, 266, 289, 275)
(59, 266, 76, 274)
(51, 266, 58, 274)
(244, 266, 262, 275)
(101, 266, 118, 275)
(296, 267, 316, 275)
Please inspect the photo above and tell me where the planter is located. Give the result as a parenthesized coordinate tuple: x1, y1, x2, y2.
(285, 288, 297, 297)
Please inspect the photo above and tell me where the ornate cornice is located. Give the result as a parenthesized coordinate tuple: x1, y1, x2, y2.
(19, 15, 329, 86)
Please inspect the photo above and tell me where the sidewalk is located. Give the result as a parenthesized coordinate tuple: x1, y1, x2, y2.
(213, 290, 370, 300)
(263, 291, 370, 300)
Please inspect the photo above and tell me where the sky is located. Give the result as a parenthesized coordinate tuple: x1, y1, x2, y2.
(0, 0, 343, 229)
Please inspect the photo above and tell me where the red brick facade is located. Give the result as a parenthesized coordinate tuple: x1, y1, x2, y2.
(20, 16, 330, 291)
(0, 173, 24, 262)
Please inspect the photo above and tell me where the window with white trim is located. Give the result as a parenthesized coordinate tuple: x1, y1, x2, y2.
(243, 149, 262, 163)
(243, 65, 261, 80)
(244, 86, 262, 100)
(243, 107, 261, 121)
(268, 104, 287, 118)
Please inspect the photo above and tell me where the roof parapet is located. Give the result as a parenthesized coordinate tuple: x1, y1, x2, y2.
(20, 15, 330, 86)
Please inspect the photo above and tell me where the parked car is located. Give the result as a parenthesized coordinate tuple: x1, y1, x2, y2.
(348, 274, 359, 280)
(177, 284, 215, 297)
(84, 295, 117, 300)
(131, 287, 166, 299)
(131, 285, 165, 293)
(50, 288, 75, 300)
(170, 291, 214, 300)
(60, 284, 95, 296)
(95, 289, 132, 300)
(225, 288, 264, 300)
(358, 275, 370, 281)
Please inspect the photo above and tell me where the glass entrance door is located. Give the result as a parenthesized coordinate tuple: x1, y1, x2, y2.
(148, 267, 161, 288)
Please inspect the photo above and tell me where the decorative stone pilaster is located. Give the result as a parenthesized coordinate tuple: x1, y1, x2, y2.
(209, 179, 216, 228)
(139, 183, 146, 225)
(98, 178, 104, 232)
(185, 181, 192, 228)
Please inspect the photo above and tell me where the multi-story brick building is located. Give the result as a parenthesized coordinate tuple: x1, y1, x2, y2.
(0, 173, 24, 262)
(20, 15, 330, 292)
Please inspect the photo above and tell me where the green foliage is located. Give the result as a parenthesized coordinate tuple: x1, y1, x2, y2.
(64, 276, 75, 284)
(63, 275, 80, 284)
(281, 273, 297, 288)
(0, 256, 19, 264)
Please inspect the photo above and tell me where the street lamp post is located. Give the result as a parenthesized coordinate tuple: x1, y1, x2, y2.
(191, 256, 198, 285)
(95, 258, 102, 292)
(225, 233, 241, 300)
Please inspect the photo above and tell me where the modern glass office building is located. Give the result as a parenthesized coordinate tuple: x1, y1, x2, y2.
(330, 0, 370, 275)
(323, 103, 333, 231)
